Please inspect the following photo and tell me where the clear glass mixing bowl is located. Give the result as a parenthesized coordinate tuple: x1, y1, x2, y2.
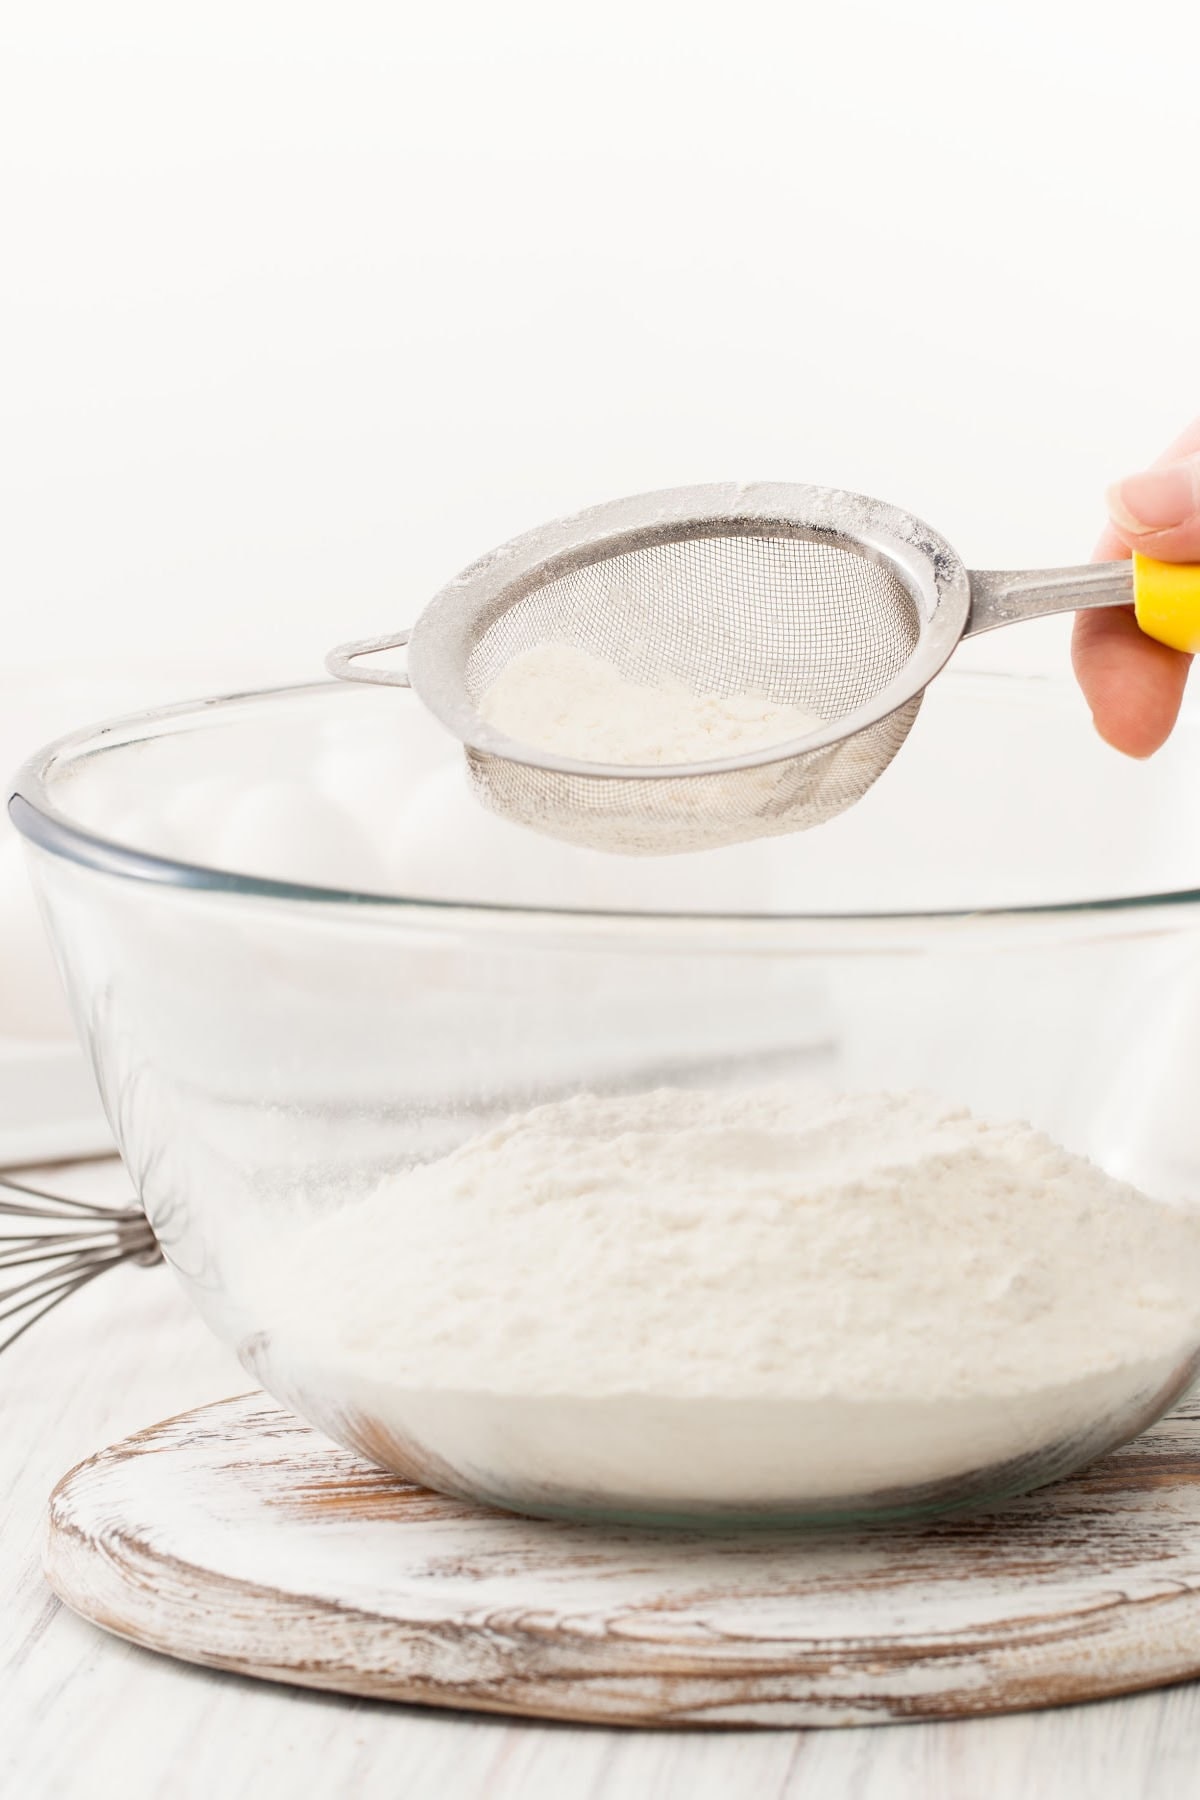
(11, 671, 1200, 1526)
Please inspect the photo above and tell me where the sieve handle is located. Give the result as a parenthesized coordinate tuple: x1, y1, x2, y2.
(965, 563, 1134, 637)
(325, 631, 412, 688)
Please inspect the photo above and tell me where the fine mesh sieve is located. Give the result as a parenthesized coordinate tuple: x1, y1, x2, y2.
(328, 483, 1135, 856)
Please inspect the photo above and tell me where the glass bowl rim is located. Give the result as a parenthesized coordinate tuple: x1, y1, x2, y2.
(9, 676, 1200, 937)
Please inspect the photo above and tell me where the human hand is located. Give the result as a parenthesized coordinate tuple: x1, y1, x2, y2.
(1072, 418, 1200, 757)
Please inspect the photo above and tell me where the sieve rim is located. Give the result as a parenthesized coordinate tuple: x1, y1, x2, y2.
(405, 482, 972, 780)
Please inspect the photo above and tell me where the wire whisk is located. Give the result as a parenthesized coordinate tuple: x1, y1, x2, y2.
(0, 1175, 160, 1354)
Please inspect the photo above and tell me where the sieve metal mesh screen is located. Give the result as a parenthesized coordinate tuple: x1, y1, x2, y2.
(464, 532, 920, 720)
(458, 530, 924, 855)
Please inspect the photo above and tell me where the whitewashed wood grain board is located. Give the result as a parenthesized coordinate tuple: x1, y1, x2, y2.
(42, 1388, 1200, 1729)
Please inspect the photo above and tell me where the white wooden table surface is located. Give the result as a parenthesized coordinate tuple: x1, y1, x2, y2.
(6, 1164, 1200, 1800)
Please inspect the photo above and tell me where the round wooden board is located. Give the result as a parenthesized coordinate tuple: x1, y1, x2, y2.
(43, 1390, 1200, 1729)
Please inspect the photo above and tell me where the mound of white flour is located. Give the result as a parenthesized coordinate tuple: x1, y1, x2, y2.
(256, 1088, 1200, 1509)
(479, 642, 823, 764)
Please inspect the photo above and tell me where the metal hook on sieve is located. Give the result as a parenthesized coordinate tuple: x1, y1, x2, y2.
(325, 631, 412, 689)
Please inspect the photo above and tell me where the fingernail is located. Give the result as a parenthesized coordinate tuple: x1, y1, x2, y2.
(1107, 459, 1200, 535)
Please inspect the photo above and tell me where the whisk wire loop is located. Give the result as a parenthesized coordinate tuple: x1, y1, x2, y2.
(0, 1176, 160, 1355)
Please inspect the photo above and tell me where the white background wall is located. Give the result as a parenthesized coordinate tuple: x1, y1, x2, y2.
(2, 0, 1197, 691)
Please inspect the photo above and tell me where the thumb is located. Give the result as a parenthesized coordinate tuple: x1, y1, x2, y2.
(1106, 453, 1200, 561)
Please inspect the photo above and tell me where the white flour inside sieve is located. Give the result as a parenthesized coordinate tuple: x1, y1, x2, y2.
(478, 642, 825, 765)
(249, 1086, 1200, 1513)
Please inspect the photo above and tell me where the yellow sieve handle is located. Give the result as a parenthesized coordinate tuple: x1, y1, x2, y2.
(1133, 553, 1200, 655)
